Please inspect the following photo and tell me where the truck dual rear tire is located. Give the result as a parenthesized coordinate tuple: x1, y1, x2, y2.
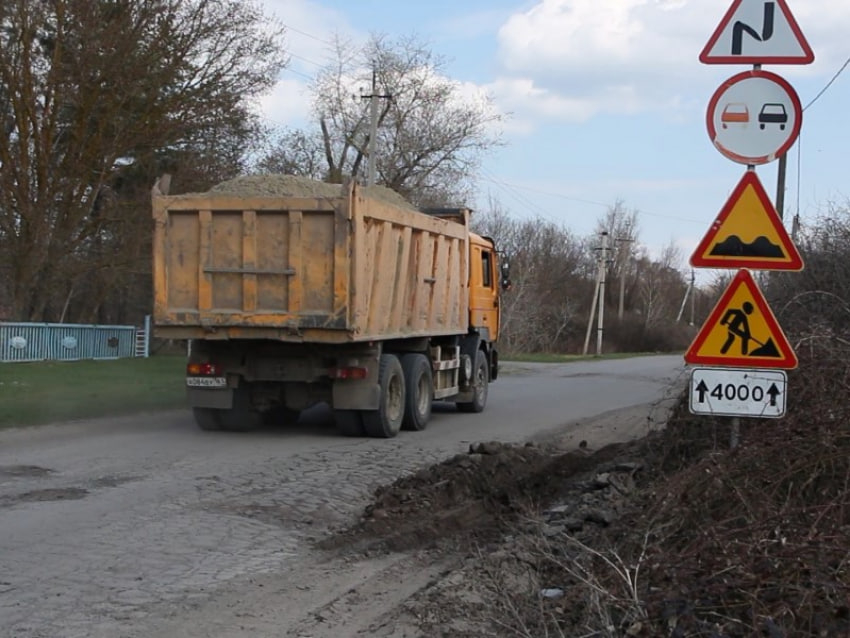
(362, 354, 406, 438)
(457, 349, 489, 413)
(192, 386, 263, 432)
(401, 353, 433, 431)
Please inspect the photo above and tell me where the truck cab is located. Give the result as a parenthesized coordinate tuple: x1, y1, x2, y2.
(469, 233, 500, 342)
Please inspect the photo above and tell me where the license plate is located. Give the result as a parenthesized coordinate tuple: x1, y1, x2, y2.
(186, 376, 227, 388)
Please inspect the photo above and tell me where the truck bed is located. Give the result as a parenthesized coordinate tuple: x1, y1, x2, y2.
(152, 182, 470, 342)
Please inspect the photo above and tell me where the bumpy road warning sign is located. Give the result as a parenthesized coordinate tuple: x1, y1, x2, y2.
(685, 269, 797, 369)
(691, 171, 803, 270)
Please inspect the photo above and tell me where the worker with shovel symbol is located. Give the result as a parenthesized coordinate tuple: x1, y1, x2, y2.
(720, 301, 756, 355)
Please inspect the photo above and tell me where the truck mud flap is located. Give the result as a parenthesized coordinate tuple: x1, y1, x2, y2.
(187, 387, 234, 409)
(332, 381, 381, 411)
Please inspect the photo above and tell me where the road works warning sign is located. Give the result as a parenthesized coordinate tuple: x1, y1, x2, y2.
(690, 171, 803, 270)
(685, 269, 797, 369)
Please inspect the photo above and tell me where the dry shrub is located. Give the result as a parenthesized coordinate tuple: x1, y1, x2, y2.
(611, 212, 850, 636)
(463, 211, 850, 636)
(605, 316, 695, 355)
(510, 337, 850, 637)
(487, 266, 850, 636)
(623, 339, 850, 637)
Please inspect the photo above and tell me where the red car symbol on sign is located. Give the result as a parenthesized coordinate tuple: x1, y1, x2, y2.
(721, 103, 749, 129)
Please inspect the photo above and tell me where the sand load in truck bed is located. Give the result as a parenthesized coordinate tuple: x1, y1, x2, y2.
(152, 176, 471, 343)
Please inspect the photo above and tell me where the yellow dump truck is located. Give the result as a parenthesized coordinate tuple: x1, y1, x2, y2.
(152, 175, 507, 437)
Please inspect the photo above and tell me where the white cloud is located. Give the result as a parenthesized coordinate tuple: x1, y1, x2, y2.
(488, 77, 597, 124)
(256, 0, 359, 128)
(498, 0, 708, 81)
(493, 0, 850, 126)
(256, 77, 313, 129)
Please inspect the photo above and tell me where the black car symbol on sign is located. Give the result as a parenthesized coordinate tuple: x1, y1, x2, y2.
(758, 103, 787, 130)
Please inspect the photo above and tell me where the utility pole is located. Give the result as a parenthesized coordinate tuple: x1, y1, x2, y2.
(616, 237, 634, 320)
(689, 269, 696, 326)
(596, 231, 608, 355)
(583, 231, 610, 355)
(775, 152, 787, 221)
(677, 268, 696, 324)
(361, 66, 392, 186)
(582, 265, 600, 356)
(582, 231, 609, 356)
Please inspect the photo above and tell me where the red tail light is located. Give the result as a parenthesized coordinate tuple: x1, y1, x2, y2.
(187, 362, 222, 376)
(329, 366, 368, 380)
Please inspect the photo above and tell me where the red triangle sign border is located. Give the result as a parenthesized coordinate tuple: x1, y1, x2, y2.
(685, 269, 798, 369)
(700, 0, 815, 65)
(690, 171, 804, 271)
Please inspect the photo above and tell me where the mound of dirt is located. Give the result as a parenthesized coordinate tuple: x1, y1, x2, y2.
(319, 440, 631, 554)
(198, 174, 419, 211)
(208, 174, 344, 198)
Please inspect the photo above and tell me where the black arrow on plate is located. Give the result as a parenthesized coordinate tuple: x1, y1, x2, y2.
(695, 380, 709, 403)
(767, 383, 781, 407)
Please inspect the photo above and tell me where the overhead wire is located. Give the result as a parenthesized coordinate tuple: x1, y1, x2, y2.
(479, 169, 565, 227)
(282, 23, 334, 45)
(480, 172, 706, 225)
(792, 53, 850, 226)
(803, 54, 850, 111)
(261, 23, 336, 124)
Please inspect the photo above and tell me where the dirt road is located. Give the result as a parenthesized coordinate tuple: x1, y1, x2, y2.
(0, 355, 685, 637)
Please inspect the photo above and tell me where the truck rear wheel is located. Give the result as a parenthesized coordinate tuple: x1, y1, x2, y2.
(215, 385, 263, 432)
(334, 410, 364, 437)
(362, 354, 405, 438)
(193, 407, 222, 431)
(457, 349, 488, 413)
(401, 353, 432, 431)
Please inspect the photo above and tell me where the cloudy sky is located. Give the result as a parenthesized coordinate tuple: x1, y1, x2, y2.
(255, 0, 850, 274)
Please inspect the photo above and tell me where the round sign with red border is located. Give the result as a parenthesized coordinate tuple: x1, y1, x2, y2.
(706, 70, 802, 165)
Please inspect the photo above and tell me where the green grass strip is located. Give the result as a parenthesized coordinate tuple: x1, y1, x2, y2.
(0, 356, 187, 428)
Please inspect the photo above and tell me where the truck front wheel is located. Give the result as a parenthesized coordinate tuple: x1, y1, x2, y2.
(457, 350, 488, 413)
(362, 354, 405, 438)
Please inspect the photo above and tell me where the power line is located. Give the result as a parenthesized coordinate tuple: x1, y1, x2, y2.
(479, 170, 564, 226)
(790, 54, 850, 230)
(288, 51, 327, 69)
(283, 67, 315, 81)
(282, 23, 333, 45)
(804, 54, 850, 110)
(481, 173, 705, 225)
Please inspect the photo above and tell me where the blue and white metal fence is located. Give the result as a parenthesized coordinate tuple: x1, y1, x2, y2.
(0, 320, 149, 363)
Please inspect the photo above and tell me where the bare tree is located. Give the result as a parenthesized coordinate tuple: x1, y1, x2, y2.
(258, 33, 503, 207)
(0, 0, 287, 321)
(634, 240, 685, 328)
(475, 199, 591, 353)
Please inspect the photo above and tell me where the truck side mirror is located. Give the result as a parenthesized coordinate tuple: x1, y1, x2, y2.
(500, 259, 512, 291)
